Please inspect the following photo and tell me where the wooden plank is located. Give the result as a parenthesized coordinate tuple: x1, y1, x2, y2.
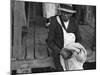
(14, 1, 26, 26)
(79, 25, 95, 47)
(13, 26, 22, 46)
(84, 6, 95, 29)
(80, 32, 93, 47)
(26, 46, 34, 59)
(81, 41, 96, 62)
(12, 46, 25, 59)
(23, 31, 35, 59)
(79, 25, 94, 37)
(13, 26, 24, 59)
(12, 1, 26, 59)
(11, 57, 54, 70)
(35, 25, 48, 59)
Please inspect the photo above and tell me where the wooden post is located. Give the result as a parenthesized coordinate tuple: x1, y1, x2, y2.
(35, 26, 48, 59)
(12, 1, 26, 59)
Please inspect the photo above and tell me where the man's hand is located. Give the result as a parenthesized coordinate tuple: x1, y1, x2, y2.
(60, 48, 73, 60)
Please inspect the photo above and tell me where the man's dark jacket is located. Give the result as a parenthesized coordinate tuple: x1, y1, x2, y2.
(47, 16, 81, 55)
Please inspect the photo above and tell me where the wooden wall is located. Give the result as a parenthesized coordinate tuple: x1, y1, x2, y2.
(12, 1, 26, 59)
(11, 2, 96, 72)
(79, 6, 96, 50)
(11, 2, 55, 71)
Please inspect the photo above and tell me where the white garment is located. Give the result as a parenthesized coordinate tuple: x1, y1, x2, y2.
(56, 16, 87, 71)
(56, 16, 76, 47)
(43, 3, 59, 18)
(64, 21, 69, 30)
(60, 43, 87, 70)
(63, 21, 76, 47)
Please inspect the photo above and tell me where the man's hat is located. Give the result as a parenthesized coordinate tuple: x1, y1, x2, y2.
(58, 4, 76, 13)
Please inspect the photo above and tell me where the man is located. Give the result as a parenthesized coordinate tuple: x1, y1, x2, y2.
(47, 4, 82, 71)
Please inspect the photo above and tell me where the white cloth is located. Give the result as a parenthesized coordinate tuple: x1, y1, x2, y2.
(43, 3, 59, 18)
(56, 16, 87, 71)
(60, 43, 87, 71)
(63, 21, 76, 47)
(56, 16, 76, 47)
(64, 21, 69, 29)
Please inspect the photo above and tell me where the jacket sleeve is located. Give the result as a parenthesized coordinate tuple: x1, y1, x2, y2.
(47, 19, 61, 55)
(74, 20, 82, 43)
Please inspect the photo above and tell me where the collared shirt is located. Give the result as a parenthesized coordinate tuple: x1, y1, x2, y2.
(64, 20, 69, 30)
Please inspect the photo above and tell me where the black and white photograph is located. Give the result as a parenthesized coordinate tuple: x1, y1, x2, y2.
(11, 0, 96, 75)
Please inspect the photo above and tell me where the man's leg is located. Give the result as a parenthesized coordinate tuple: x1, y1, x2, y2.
(53, 54, 64, 72)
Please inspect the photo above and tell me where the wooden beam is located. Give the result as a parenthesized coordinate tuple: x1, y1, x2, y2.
(11, 57, 54, 70)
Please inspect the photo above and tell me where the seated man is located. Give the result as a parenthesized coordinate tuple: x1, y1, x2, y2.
(47, 4, 87, 71)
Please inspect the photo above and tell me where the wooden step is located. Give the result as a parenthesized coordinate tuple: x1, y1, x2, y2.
(11, 57, 54, 70)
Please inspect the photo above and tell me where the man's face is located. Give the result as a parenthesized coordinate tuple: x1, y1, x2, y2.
(61, 11, 72, 22)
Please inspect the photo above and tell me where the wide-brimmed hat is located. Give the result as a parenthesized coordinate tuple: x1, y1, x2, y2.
(58, 4, 77, 13)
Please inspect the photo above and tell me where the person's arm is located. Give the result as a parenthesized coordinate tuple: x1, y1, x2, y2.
(47, 20, 61, 56)
(74, 20, 82, 43)
(60, 48, 73, 60)
(74, 48, 87, 63)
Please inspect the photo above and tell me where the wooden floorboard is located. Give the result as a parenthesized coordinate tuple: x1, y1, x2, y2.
(11, 57, 54, 70)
